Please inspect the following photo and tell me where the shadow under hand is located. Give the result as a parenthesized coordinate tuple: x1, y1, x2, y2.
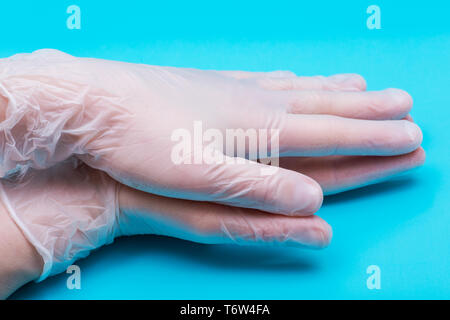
(94, 235, 319, 272)
(10, 235, 320, 299)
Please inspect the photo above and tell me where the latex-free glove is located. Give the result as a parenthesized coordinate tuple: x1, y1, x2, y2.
(0, 49, 422, 216)
(0, 145, 424, 281)
(1, 158, 331, 281)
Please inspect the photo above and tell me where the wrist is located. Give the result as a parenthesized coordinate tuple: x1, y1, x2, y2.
(0, 199, 43, 299)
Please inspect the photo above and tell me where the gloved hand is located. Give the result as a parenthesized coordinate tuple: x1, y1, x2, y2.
(0, 49, 422, 216)
(0, 144, 424, 281)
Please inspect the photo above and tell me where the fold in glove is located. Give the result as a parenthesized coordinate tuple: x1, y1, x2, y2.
(0, 158, 118, 281)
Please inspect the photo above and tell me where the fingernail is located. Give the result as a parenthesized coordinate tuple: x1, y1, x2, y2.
(404, 121, 423, 149)
(313, 221, 333, 248)
(295, 219, 332, 248)
(293, 182, 323, 216)
(386, 88, 413, 114)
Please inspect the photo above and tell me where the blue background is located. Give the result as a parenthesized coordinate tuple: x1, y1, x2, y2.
(2, 0, 449, 299)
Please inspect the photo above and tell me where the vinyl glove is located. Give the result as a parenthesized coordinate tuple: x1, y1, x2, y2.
(0, 49, 422, 216)
(0, 144, 424, 281)
(0, 157, 329, 281)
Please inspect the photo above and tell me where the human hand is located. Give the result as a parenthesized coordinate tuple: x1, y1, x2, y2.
(0, 139, 424, 284)
(0, 49, 422, 217)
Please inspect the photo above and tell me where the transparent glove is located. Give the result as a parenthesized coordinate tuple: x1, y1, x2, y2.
(0, 142, 424, 281)
(0, 49, 422, 217)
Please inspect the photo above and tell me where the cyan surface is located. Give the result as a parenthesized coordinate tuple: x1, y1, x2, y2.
(2, 0, 449, 299)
